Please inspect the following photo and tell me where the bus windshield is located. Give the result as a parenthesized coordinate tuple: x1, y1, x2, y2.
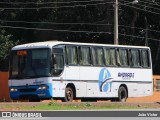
(9, 48, 51, 79)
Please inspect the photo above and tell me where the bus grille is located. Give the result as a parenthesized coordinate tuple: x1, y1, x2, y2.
(20, 95, 38, 99)
(19, 88, 37, 92)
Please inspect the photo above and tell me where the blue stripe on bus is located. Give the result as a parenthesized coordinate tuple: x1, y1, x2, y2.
(52, 79, 152, 84)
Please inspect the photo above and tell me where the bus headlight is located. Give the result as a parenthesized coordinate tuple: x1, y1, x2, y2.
(38, 86, 49, 90)
(10, 88, 18, 92)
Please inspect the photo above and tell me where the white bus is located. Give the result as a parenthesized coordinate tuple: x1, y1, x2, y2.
(9, 41, 153, 102)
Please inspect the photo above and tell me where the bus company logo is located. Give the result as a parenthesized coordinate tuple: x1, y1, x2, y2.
(118, 72, 134, 80)
(98, 68, 113, 92)
(33, 80, 43, 85)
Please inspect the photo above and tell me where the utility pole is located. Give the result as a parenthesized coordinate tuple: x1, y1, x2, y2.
(114, 0, 138, 45)
(145, 16, 148, 46)
(144, 2, 148, 46)
(114, 0, 118, 45)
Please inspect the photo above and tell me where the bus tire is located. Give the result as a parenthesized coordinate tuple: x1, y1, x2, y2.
(64, 86, 74, 102)
(117, 86, 127, 102)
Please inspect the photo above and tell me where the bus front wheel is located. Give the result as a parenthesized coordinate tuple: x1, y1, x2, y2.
(117, 86, 127, 102)
(64, 87, 74, 102)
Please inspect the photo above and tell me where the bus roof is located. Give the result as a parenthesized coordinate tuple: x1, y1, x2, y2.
(12, 40, 150, 50)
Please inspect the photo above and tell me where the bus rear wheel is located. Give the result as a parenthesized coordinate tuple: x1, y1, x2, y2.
(64, 87, 74, 102)
(117, 86, 127, 102)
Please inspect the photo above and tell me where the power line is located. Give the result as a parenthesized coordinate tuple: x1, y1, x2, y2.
(0, 25, 159, 42)
(0, 19, 113, 26)
(137, 0, 160, 12)
(145, 0, 160, 6)
(119, 24, 160, 33)
(0, 0, 158, 15)
(0, 2, 113, 10)
(121, 3, 160, 16)
(121, 0, 160, 15)
(119, 33, 160, 42)
(0, 0, 159, 16)
(0, 25, 113, 34)
(123, 0, 160, 7)
(140, 0, 160, 7)
(1, 19, 160, 34)
(0, 1, 159, 42)
(0, 0, 107, 5)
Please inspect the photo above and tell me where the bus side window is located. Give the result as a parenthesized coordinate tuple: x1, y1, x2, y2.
(141, 50, 150, 67)
(92, 48, 97, 65)
(110, 49, 116, 66)
(104, 48, 116, 66)
(92, 47, 104, 66)
(116, 49, 121, 66)
(118, 49, 129, 66)
(97, 48, 104, 66)
(104, 48, 110, 65)
(131, 49, 141, 67)
(65, 46, 78, 65)
(79, 47, 91, 65)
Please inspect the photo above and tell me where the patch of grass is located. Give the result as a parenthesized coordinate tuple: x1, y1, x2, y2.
(0, 102, 157, 111)
(19, 103, 151, 110)
(48, 98, 56, 106)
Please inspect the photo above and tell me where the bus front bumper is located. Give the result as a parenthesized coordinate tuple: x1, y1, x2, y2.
(9, 83, 52, 100)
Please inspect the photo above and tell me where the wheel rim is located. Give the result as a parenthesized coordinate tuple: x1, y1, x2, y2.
(66, 88, 73, 101)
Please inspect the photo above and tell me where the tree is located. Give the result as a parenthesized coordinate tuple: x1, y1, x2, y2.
(0, 30, 19, 71)
(0, 0, 160, 74)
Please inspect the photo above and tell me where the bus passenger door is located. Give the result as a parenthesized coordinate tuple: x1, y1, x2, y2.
(52, 47, 66, 97)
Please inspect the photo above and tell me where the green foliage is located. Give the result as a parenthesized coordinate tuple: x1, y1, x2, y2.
(0, 30, 19, 60)
(0, 0, 160, 73)
(48, 98, 56, 106)
(84, 102, 91, 107)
